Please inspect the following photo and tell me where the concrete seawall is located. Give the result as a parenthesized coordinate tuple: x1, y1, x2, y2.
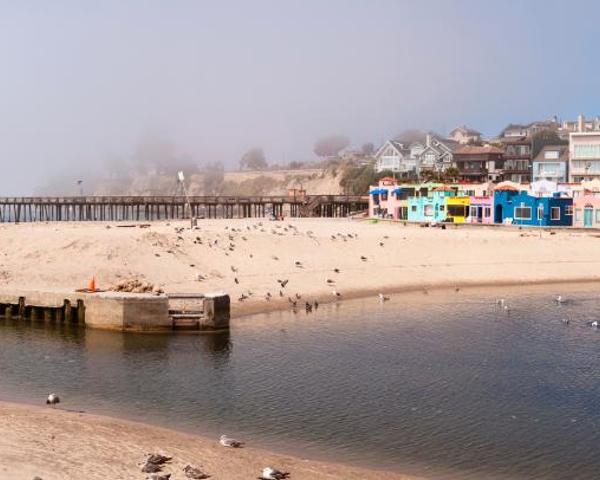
(0, 290, 230, 332)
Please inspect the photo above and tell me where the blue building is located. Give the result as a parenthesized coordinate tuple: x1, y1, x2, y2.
(493, 190, 573, 227)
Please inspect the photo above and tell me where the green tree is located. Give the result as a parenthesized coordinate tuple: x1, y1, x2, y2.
(240, 148, 268, 170)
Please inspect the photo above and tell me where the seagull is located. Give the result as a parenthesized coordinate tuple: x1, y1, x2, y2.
(231, 266, 238, 273)
(332, 290, 341, 298)
(295, 293, 301, 299)
(360, 256, 367, 261)
(183, 464, 210, 479)
(326, 278, 335, 284)
(496, 298, 505, 306)
(277, 279, 289, 288)
(148, 474, 171, 480)
(220, 434, 244, 448)
(313, 300, 319, 309)
(260, 466, 290, 480)
(378, 293, 390, 302)
(305, 302, 313, 312)
(46, 393, 60, 408)
(294, 261, 303, 268)
(592, 320, 599, 328)
(378, 241, 384, 247)
(238, 294, 248, 302)
(234, 277, 239, 284)
(279, 290, 284, 297)
(554, 295, 564, 304)
(333, 268, 340, 273)
(562, 318, 570, 325)
(288, 298, 297, 307)
(145, 454, 172, 466)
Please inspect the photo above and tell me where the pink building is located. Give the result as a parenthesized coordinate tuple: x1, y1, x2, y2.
(573, 193, 600, 228)
(369, 177, 400, 219)
(467, 196, 494, 224)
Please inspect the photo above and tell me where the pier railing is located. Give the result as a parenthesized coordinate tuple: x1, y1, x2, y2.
(0, 195, 369, 222)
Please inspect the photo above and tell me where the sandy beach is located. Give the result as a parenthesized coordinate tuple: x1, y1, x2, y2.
(0, 218, 599, 317)
(2, 218, 600, 479)
(0, 401, 420, 480)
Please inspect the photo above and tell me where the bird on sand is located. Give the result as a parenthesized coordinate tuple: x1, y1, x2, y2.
(234, 277, 239, 284)
(360, 256, 368, 261)
(231, 266, 238, 273)
(326, 278, 335, 284)
(148, 474, 171, 480)
(332, 290, 341, 298)
(277, 279, 289, 288)
(378, 293, 390, 302)
(46, 393, 60, 408)
(294, 260, 303, 268)
(238, 294, 248, 302)
(554, 295, 565, 304)
(220, 434, 244, 448)
(305, 302, 313, 312)
(562, 318, 570, 325)
(333, 268, 340, 273)
(279, 290, 284, 297)
(145, 454, 172, 466)
(183, 464, 210, 479)
(259, 466, 290, 479)
(314, 300, 319, 309)
(592, 320, 599, 328)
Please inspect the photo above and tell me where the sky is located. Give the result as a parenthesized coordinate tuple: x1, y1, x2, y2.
(0, 0, 599, 194)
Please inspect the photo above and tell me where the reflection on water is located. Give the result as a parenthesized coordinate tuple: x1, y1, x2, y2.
(2, 285, 600, 480)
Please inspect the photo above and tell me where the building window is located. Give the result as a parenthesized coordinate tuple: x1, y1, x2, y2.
(439, 205, 445, 211)
(484, 207, 491, 217)
(596, 210, 600, 223)
(411, 205, 417, 212)
(470, 206, 477, 217)
(565, 205, 573, 215)
(515, 206, 532, 220)
(537, 205, 544, 220)
(551, 207, 560, 220)
(575, 208, 581, 221)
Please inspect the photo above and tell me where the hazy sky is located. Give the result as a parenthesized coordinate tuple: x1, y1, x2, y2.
(1, 0, 599, 194)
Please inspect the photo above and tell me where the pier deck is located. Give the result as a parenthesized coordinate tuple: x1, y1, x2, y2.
(0, 194, 368, 222)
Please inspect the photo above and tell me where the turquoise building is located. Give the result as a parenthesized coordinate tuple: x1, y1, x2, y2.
(407, 189, 455, 222)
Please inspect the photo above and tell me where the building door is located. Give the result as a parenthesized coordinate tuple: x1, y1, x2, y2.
(495, 204, 503, 223)
(584, 206, 593, 228)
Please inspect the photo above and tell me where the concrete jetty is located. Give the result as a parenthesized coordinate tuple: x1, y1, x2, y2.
(0, 289, 230, 332)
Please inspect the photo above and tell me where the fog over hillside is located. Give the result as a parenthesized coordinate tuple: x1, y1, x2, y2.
(1, 1, 599, 194)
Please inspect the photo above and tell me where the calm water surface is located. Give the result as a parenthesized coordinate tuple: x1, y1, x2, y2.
(1, 285, 600, 479)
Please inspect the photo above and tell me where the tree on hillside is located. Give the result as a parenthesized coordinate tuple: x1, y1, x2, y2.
(394, 129, 426, 144)
(240, 147, 268, 170)
(361, 142, 375, 156)
(531, 129, 567, 158)
(313, 135, 350, 158)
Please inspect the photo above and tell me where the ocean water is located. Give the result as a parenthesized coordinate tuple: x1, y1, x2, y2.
(1, 285, 600, 479)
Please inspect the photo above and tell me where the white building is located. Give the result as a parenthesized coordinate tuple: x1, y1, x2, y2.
(374, 140, 414, 174)
(569, 131, 600, 182)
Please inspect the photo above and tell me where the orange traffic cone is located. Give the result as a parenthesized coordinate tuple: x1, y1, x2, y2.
(88, 277, 96, 293)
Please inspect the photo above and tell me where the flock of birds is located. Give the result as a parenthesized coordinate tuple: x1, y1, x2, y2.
(43, 394, 290, 479)
(495, 294, 600, 328)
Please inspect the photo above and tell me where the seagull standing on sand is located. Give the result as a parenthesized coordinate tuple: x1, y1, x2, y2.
(332, 290, 341, 298)
(219, 434, 244, 448)
(378, 293, 390, 302)
(46, 393, 60, 408)
(260, 466, 290, 480)
(592, 320, 599, 328)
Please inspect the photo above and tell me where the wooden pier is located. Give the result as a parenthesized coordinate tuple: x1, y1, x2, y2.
(0, 194, 368, 223)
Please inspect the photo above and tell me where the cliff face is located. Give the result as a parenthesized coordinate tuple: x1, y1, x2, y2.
(92, 168, 345, 196)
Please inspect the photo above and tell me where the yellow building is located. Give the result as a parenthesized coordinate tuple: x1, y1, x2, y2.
(445, 196, 470, 223)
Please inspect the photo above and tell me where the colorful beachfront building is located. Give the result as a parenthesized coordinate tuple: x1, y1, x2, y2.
(573, 193, 600, 228)
(467, 196, 494, 224)
(407, 187, 455, 222)
(369, 178, 419, 220)
(493, 190, 573, 226)
(445, 196, 470, 223)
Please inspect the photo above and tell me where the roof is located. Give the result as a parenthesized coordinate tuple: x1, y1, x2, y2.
(449, 125, 482, 136)
(454, 145, 504, 155)
(433, 185, 455, 192)
(533, 145, 568, 163)
(499, 136, 530, 145)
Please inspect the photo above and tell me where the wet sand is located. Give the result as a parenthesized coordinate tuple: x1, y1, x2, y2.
(0, 401, 419, 480)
